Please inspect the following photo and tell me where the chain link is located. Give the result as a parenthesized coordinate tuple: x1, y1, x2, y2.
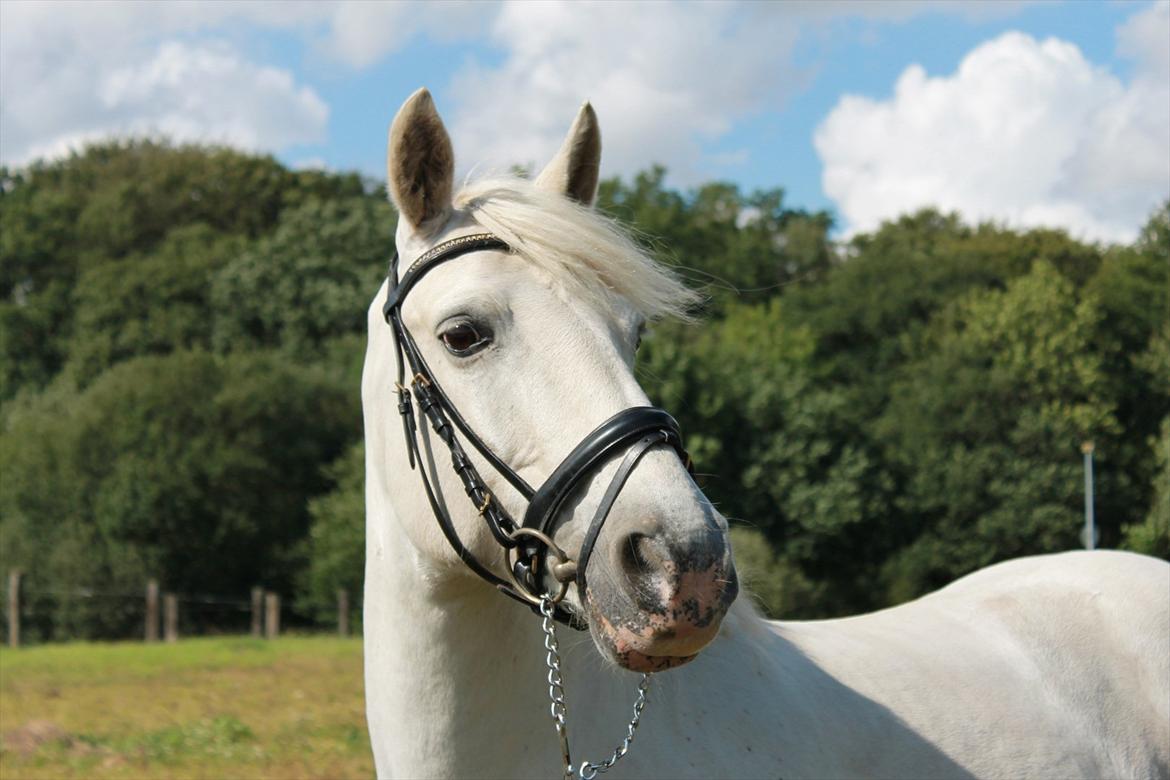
(540, 597, 652, 780)
(578, 673, 650, 779)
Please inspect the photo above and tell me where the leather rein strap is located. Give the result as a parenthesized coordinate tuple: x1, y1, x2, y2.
(383, 232, 690, 628)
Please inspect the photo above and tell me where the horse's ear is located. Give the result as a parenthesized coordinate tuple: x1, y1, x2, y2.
(387, 88, 454, 233)
(535, 102, 601, 207)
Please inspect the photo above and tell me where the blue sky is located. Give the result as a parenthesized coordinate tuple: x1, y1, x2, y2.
(2, 1, 1167, 242)
(279, 2, 1147, 214)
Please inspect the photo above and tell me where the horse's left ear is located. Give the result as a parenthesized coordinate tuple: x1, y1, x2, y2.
(535, 102, 602, 208)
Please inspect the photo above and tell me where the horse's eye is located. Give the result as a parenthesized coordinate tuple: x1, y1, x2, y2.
(440, 322, 490, 356)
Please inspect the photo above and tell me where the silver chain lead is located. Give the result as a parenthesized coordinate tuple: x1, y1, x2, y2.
(540, 597, 652, 780)
(540, 597, 573, 779)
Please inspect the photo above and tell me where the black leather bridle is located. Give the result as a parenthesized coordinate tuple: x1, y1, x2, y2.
(383, 232, 692, 628)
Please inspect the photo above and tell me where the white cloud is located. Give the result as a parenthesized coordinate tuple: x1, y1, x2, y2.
(1117, 0, 1170, 79)
(780, 0, 1036, 23)
(814, 2, 1170, 244)
(0, 1, 329, 165)
(101, 42, 327, 148)
(0, 0, 499, 166)
(445, 2, 805, 186)
(430, 1, 1040, 188)
(319, 1, 493, 69)
(0, 0, 1088, 211)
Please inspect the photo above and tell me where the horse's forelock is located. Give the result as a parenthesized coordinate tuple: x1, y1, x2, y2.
(452, 176, 701, 323)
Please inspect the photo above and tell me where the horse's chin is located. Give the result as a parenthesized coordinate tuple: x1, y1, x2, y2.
(607, 644, 698, 673)
(586, 601, 718, 674)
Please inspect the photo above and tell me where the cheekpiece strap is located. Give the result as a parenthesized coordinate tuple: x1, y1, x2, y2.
(575, 432, 669, 599)
(381, 231, 578, 624)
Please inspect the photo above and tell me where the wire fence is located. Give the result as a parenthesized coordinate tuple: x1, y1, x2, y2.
(3, 571, 356, 648)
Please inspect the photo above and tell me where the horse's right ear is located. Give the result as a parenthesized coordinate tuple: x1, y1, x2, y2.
(387, 88, 454, 233)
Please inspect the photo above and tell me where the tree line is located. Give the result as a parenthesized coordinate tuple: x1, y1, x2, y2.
(0, 142, 1165, 640)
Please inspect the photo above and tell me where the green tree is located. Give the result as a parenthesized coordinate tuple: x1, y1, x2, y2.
(785, 210, 1103, 392)
(1084, 202, 1170, 540)
(66, 224, 243, 384)
(877, 262, 1117, 601)
(212, 196, 394, 356)
(0, 350, 358, 639)
(3, 146, 1164, 637)
(1121, 416, 1170, 559)
(297, 443, 366, 627)
(727, 526, 821, 619)
(1119, 310, 1170, 559)
(640, 301, 897, 616)
(598, 167, 834, 310)
(0, 140, 373, 401)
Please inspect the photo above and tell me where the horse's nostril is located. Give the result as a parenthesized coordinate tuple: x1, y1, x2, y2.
(613, 533, 669, 608)
(619, 532, 667, 580)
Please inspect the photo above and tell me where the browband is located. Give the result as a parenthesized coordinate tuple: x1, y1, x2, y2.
(384, 233, 509, 318)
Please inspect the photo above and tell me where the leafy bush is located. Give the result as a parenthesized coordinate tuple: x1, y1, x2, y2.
(2, 141, 1165, 640)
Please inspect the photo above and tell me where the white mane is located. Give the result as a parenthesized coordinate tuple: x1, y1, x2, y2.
(454, 176, 700, 322)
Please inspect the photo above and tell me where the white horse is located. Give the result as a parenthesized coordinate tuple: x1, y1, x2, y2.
(363, 88, 1170, 779)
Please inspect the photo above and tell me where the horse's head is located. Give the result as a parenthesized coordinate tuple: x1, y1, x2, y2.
(364, 88, 737, 672)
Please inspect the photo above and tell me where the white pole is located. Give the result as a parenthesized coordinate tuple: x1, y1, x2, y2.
(1081, 442, 1095, 551)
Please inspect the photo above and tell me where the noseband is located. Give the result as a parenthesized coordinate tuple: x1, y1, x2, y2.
(383, 233, 691, 628)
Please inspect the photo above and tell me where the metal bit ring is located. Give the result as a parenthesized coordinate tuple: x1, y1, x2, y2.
(504, 527, 573, 605)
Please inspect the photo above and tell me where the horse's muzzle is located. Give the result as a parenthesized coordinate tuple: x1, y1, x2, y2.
(585, 526, 738, 672)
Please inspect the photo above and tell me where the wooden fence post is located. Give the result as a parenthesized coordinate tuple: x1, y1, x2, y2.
(145, 579, 159, 642)
(7, 570, 20, 649)
(164, 593, 178, 643)
(264, 592, 280, 639)
(250, 586, 263, 638)
(337, 588, 349, 638)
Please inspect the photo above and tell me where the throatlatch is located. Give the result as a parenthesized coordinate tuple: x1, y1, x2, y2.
(382, 233, 692, 627)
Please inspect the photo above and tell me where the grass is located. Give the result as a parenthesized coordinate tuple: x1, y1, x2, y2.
(0, 636, 373, 779)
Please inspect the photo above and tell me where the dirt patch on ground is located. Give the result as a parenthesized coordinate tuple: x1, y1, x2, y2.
(0, 719, 120, 766)
(2, 720, 73, 756)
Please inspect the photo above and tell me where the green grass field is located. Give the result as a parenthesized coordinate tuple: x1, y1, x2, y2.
(0, 636, 373, 779)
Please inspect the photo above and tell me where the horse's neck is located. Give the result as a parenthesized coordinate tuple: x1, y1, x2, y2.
(363, 493, 829, 778)
(364, 496, 582, 777)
